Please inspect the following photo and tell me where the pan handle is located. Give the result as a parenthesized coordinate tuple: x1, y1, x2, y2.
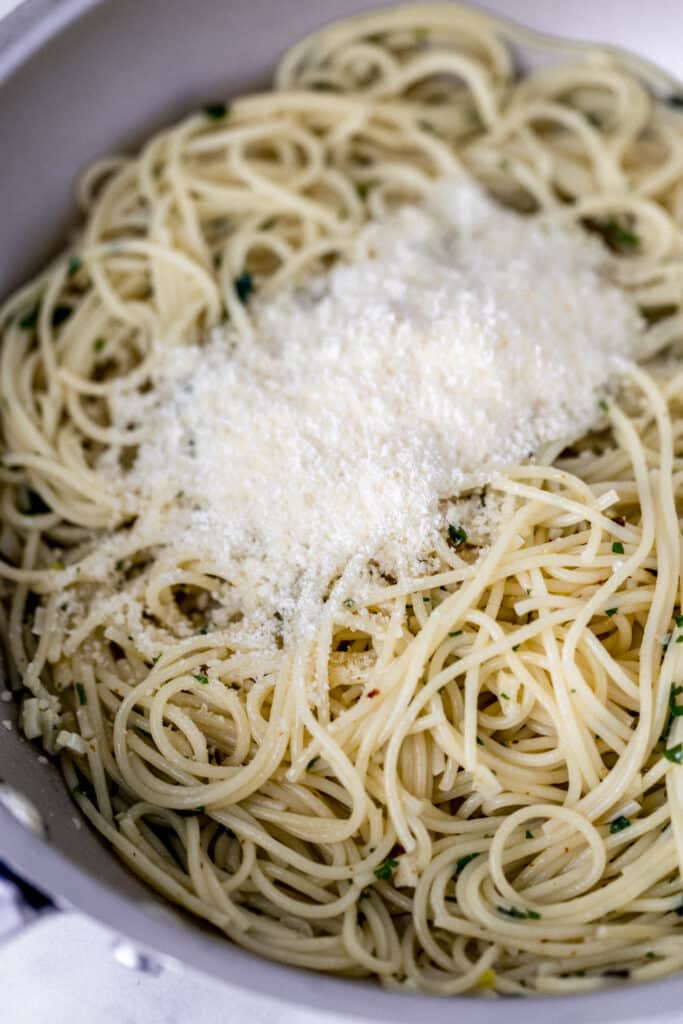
(0, 859, 58, 944)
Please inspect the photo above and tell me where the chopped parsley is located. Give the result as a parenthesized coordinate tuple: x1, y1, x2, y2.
(234, 271, 254, 304)
(448, 523, 467, 548)
(606, 608, 618, 617)
(19, 304, 40, 330)
(525, 830, 533, 839)
(500, 692, 510, 700)
(455, 853, 478, 874)
(67, 256, 82, 277)
(669, 684, 683, 725)
(204, 102, 229, 119)
(374, 856, 399, 880)
(355, 180, 377, 200)
(586, 216, 640, 254)
(497, 905, 541, 920)
(93, 337, 106, 352)
(193, 672, 209, 685)
(609, 815, 631, 833)
(612, 541, 624, 555)
(448, 630, 462, 637)
(664, 742, 683, 764)
(75, 682, 87, 706)
(598, 398, 609, 412)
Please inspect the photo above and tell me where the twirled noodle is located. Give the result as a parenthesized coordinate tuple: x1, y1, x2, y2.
(3, 1, 683, 997)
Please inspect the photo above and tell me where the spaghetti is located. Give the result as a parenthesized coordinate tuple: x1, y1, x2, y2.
(2, 2, 683, 996)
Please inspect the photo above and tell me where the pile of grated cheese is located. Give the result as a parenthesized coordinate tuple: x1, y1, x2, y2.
(105, 179, 641, 635)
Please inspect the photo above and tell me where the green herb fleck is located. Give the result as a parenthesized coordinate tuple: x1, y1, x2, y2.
(497, 905, 541, 920)
(455, 853, 478, 874)
(151, 655, 161, 666)
(525, 830, 533, 839)
(343, 598, 355, 608)
(609, 815, 631, 833)
(374, 857, 399, 880)
(93, 337, 106, 352)
(448, 523, 467, 548)
(19, 304, 40, 330)
(669, 685, 683, 718)
(612, 541, 624, 555)
(75, 682, 87, 706)
(587, 217, 640, 254)
(500, 692, 510, 700)
(194, 672, 209, 685)
(67, 256, 82, 277)
(234, 271, 254, 304)
(306, 756, 320, 771)
(646, 951, 657, 960)
(606, 608, 618, 617)
(664, 742, 683, 764)
(355, 179, 377, 200)
(476, 736, 484, 746)
(448, 630, 462, 637)
(204, 102, 229, 119)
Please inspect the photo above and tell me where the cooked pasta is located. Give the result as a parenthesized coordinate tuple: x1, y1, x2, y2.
(3, 2, 683, 996)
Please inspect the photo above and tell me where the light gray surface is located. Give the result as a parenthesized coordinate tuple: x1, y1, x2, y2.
(1, 1, 683, 1022)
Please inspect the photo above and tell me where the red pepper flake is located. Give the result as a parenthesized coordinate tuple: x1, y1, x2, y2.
(367, 688, 380, 698)
(612, 516, 626, 527)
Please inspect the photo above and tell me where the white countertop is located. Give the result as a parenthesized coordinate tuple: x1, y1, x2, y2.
(1, 1, 683, 1022)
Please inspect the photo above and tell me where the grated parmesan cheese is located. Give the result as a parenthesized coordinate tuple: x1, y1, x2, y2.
(105, 179, 641, 634)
